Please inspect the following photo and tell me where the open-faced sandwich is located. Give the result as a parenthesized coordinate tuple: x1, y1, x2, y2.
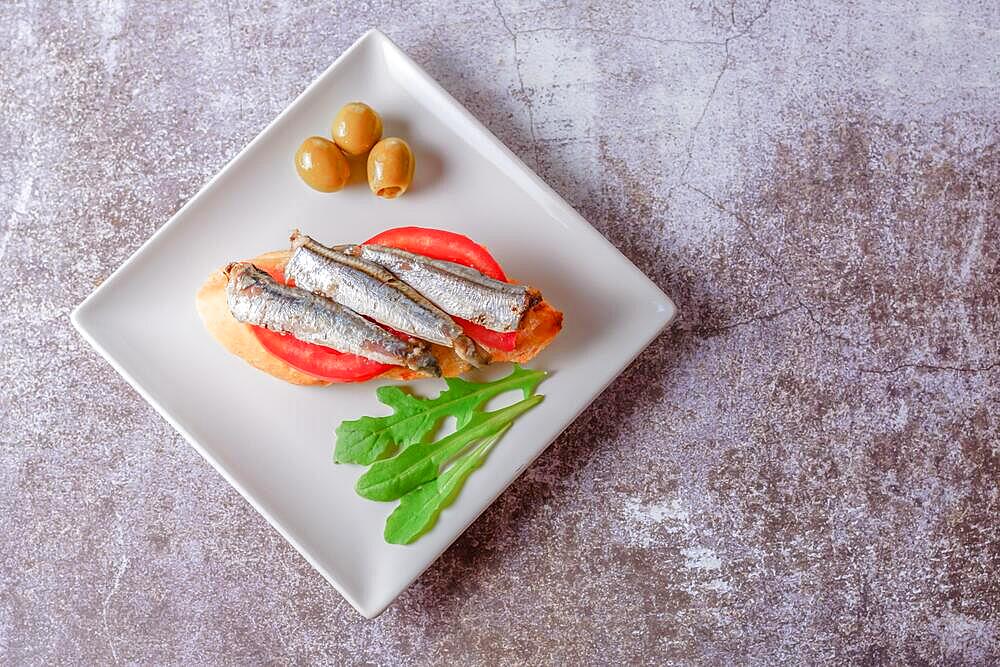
(196, 227, 563, 384)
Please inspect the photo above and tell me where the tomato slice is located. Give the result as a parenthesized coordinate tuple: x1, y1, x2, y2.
(364, 227, 508, 281)
(252, 326, 392, 382)
(248, 259, 394, 383)
(365, 227, 518, 350)
(454, 317, 517, 352)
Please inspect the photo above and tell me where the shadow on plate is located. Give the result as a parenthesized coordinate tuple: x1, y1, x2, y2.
(411, 143, 445, 193)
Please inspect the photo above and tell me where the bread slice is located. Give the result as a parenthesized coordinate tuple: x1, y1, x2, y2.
(196, 250, 562, 385)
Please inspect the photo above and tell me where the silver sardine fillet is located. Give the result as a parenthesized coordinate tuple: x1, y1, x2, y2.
(338, 244, 540, 333)
(285, 232, 489, 366)
(224, 262, 439, 375)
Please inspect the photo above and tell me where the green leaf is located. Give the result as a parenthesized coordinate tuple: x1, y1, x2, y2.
(384, 425, 511, 545)
(334, 365, 546, 465)
(355, 395, 544, 501)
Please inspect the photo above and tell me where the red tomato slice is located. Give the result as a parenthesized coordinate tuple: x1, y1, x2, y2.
(251, 326, 392, 382)
(454, 317, 517, 352)
(249, 261, 394, 383)
(364, 227, 508, 281)
(365, 227, 518, 350)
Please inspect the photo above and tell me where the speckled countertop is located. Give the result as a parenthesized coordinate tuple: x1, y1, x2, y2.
(2, 1, 998, 664)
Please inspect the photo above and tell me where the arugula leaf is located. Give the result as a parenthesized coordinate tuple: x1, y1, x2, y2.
(335, 365, 546, 465)
(384, 425, 511, 545)
(355, 395, 543, 501)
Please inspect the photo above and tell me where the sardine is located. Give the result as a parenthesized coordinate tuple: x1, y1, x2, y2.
(338, 244, 540, 333)
(286, 232, 490, 367)
(224, 262, 440, 375)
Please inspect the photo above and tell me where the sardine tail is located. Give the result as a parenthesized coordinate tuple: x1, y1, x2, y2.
(453, 335, 491, 368)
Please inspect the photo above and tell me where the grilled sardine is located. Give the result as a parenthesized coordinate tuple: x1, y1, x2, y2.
(338, 244, 541, 333)
(224, 262, 440, 375)
(286, 232, 489, 366)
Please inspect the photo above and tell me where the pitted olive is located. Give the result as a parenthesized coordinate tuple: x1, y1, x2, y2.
(367, 138, 414, 199)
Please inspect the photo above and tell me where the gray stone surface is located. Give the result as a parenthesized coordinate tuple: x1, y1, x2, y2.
(2, 0, 999, 664)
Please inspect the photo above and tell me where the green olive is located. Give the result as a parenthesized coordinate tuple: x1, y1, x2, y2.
(331, 102, 383, 156)
(367, 138, 415, 199)
(295, 136, 350, 192)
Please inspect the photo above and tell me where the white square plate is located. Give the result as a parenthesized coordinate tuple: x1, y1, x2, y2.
(72, 30, 676, 618)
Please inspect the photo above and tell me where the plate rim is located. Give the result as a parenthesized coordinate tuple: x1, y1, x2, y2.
(71, 28, 677, 618)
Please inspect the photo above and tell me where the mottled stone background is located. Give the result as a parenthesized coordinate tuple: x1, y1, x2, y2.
(2, 0, 998, 664)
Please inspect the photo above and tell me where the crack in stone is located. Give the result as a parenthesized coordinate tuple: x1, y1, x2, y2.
(736, 0, 773, 36)
(101, 548, 129, 665)
(673, 0, 773, 193)
(685, 183, 861, 349)
(492, 0, 541, 169)
(692, 304, 807, 336)
(683, 40, 731, 167)
(711, 1, 732, 27)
